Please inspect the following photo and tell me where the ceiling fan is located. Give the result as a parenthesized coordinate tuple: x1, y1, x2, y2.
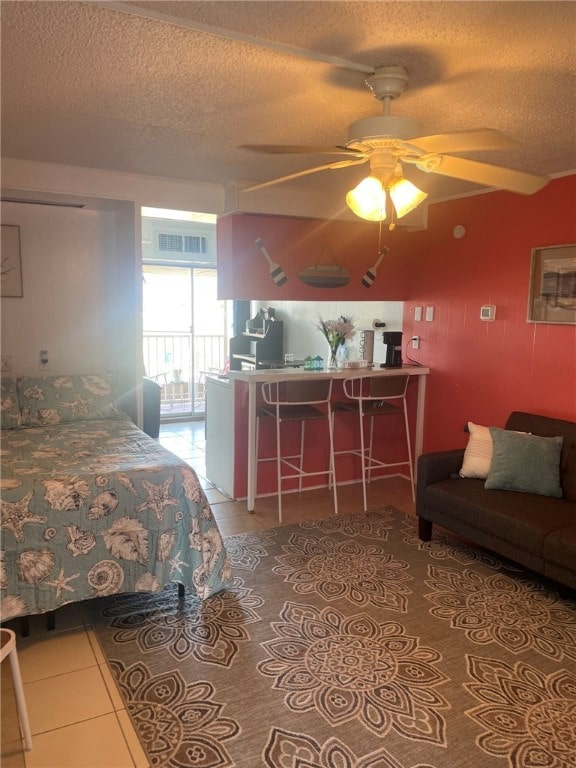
(241, 65, 549, 222)
(93, 5, 549, 221)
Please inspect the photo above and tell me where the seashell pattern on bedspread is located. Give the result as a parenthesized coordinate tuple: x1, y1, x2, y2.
(0, 416, 233, 619)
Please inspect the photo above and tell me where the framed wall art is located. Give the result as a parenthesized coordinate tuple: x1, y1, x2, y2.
(1, 224, 23, 298)
(527, 243, 576, 324)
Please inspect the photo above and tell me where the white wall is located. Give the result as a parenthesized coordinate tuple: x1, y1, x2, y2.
(1, 159, 225, 217)
(2, 158, 226, 398)
(0, 201, 140, 395)
(253, 300, 404, 366)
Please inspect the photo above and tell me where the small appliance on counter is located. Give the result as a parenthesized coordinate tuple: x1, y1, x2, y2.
(359, 330, 375, 365)
(381, 331, 403, 368)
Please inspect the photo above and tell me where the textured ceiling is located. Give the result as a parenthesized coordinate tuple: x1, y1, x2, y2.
(1, 0, 575, 205)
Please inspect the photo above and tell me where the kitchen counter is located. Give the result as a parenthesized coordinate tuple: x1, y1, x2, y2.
(214, 365, 430, 510)
(228, 364, 429, 383)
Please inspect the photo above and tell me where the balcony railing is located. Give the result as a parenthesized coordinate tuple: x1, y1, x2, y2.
(143, 331, 227, 416)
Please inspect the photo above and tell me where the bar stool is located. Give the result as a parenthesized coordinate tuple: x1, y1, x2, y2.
(1, 628, 32, 751)
(333, 374, 415, 511)
(257, 378, 338, 522)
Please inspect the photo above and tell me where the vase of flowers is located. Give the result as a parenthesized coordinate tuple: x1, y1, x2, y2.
(317, 316, 355, 369)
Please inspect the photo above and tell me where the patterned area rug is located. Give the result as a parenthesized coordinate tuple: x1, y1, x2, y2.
(90, 507, 576, 768)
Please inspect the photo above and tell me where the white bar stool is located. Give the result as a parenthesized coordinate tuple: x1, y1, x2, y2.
(1, 627, 32, 751)
(256, 378, 338, 522)
(333, 374, 415, 511)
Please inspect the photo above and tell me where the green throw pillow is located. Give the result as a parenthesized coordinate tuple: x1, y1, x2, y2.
(485, 427, 563, 497)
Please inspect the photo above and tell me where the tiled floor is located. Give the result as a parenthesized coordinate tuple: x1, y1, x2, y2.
(1, 419, 415, 768)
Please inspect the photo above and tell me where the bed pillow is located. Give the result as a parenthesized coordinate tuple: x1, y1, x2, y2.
(485, 427, 564, 497)
(1, 373, 22, 429)
(459, 422, 493, 479)
(18, 373, 121, 426)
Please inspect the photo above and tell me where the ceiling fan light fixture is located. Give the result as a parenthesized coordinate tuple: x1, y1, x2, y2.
(346, 176, 387, 222)
(388, 178, 428, 218)
(346, 175, 427, 222)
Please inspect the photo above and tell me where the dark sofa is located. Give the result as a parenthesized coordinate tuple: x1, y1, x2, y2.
(417, 411, 576, 590)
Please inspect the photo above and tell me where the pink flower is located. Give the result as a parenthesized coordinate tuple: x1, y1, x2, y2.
(318, 316, 355, 352)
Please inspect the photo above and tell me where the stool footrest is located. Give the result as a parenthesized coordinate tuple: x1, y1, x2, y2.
(257, 378, 339, 522)
(333, 374, 415, 511)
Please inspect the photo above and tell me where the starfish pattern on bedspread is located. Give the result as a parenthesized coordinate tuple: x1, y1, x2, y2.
(1, 491, 46, 542)
(136, 476, 179, 521)
(45, 567, 80, 598)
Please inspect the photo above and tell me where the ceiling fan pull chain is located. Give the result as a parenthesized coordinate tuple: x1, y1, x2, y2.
(385, 193, 396, 231)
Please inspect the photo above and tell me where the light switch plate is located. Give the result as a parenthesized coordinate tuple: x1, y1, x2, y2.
(414, 305, 423, 322)
(480, 304, 496, 321)
(425, 306, 435, 322)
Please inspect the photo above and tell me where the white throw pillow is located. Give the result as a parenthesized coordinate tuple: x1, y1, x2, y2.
(459, 422, 493, 479)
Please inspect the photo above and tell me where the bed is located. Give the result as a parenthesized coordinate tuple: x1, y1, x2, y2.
(0, 373, 232, 624)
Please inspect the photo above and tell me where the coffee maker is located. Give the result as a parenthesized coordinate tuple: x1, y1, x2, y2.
(381, 331, 403, 368)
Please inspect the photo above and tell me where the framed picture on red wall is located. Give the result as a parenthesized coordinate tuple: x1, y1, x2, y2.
(527, 243, 576, 324)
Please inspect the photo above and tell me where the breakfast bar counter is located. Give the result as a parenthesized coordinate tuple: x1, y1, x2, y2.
(206, 365, 429, 510)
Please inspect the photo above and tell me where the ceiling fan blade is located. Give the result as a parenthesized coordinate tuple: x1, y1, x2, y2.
(241, 144, 364, 156)
(410, 129, 518, 154)
(92, 2, 374, 73)
(242, 158, 368, 193)
(419, 154, 549, 195)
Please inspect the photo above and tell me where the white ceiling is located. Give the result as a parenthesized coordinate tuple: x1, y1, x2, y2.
(1, 1, 575, 206)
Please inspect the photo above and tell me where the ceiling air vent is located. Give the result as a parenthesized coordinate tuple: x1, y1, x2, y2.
(158, 233, 208, 254)
(184, 235, 207, 254)
(158, 233, 183, 252)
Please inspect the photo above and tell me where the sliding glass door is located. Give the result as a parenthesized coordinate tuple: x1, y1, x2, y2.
(141, 207, 230, 421)
(142, 264, 229, 419)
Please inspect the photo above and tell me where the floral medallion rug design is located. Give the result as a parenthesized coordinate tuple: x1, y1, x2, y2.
(90, 507, 576, 768)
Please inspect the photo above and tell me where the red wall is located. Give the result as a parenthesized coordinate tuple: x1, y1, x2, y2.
(218, 174, 576, 456)
(217, 213, 411, 300)
(398, 174, 576, 450)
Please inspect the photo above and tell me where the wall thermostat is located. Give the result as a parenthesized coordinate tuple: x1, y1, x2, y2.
(453, 224, 466, 239)
(480, 304, 496, 321)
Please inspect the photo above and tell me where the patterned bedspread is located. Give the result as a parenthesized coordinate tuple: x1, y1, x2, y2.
(0, 416, 232, 619)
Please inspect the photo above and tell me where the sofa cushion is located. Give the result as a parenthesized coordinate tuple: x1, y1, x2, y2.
(485, 428, 563, 498)
(1, 373, 21, 429)
(505, 412, 576, 502)
(424, 478, 574, 555)
(18, 373, 120, 426)
(459, 422, 493, 479)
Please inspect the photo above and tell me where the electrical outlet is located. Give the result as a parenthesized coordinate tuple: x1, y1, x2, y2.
(39, 350, 50, 370)
(1, 354, 12, 372)
(412, 336, 420, 349)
